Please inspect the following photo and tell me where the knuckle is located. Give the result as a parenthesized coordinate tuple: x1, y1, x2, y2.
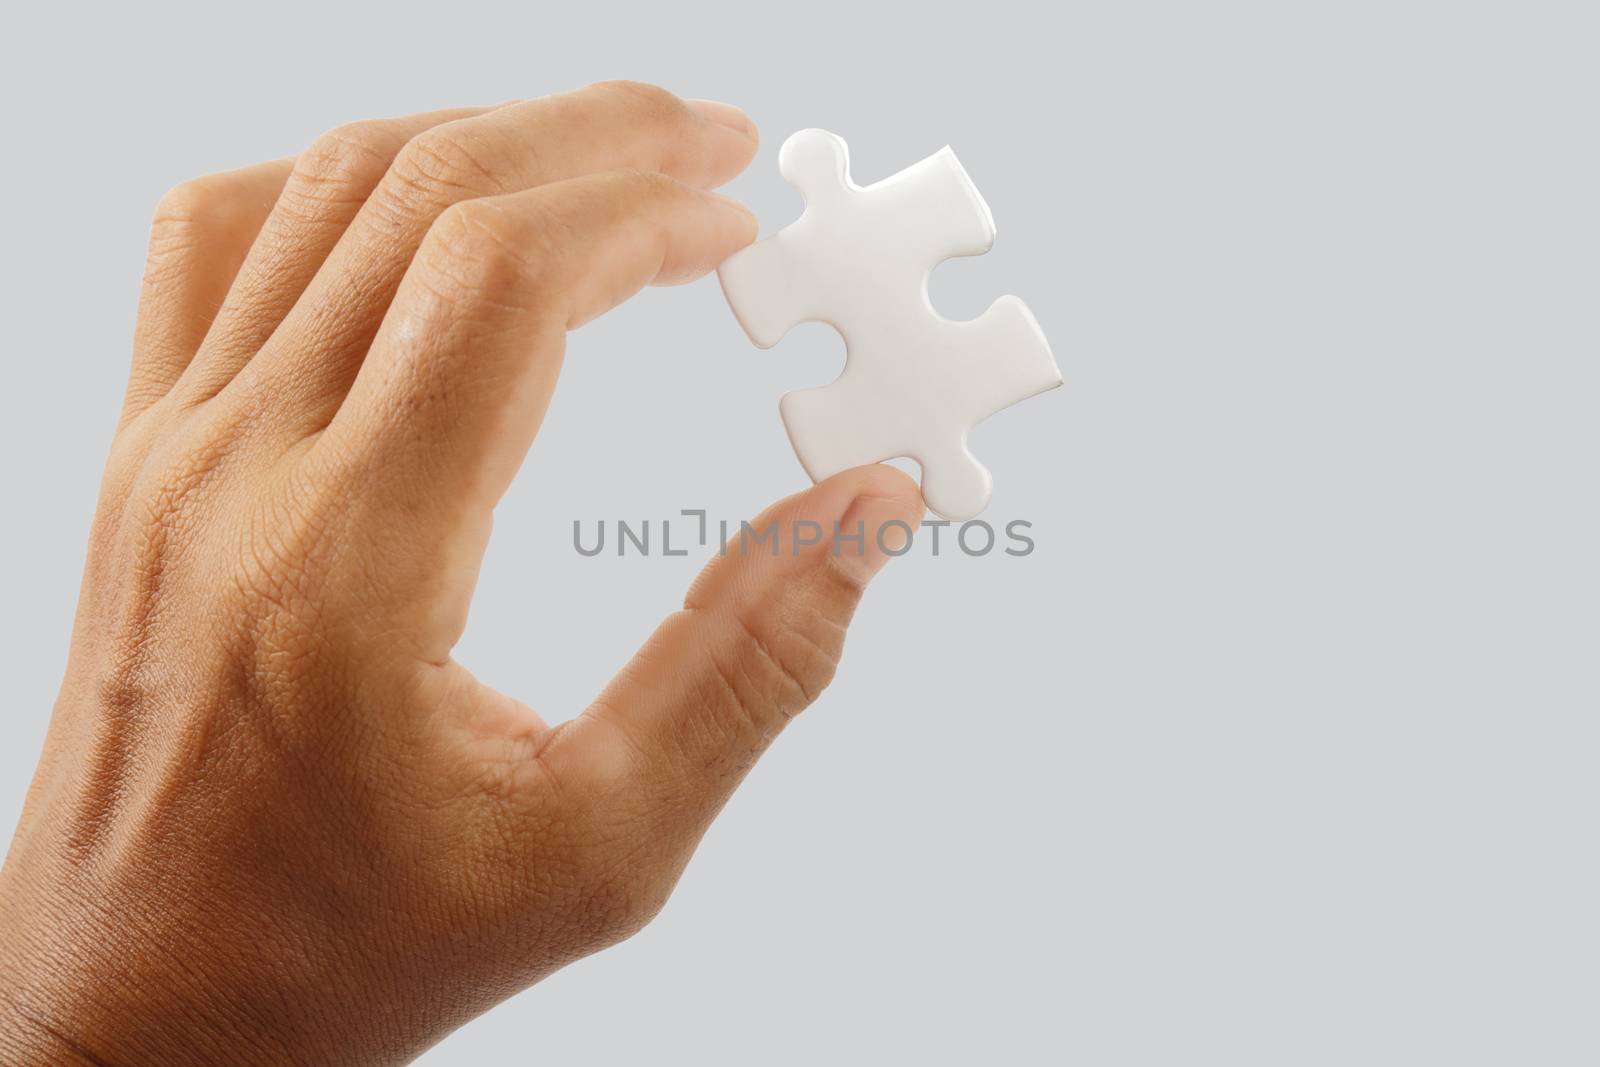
(151, 176, 227, 233)
(715, 589, 853, 735)
(418, 199, 541, 299)
(286, 123, 395, 208)
(146, 174, 243, 264)
(776, 562, 867, 691)
(589, 79, 687, 120)
(385, 125, 504, 210)
(762, 594, 849, 703)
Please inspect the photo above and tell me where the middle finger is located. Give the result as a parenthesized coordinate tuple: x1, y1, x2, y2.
(236, 81, 757, 431)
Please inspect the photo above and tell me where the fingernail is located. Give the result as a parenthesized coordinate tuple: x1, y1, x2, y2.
(688, 99, 758, 139)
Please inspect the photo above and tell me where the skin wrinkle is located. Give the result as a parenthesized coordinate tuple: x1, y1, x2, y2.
(4, 1002, 114, 1067)
(722, 603, 823, 714)
(14, 860, 272, 1065)
(389, 126, 511, 205)
(287, 126, 403, 208)
(0, 80, 924, 1066)
(231, 88, 750, 446)
(173, 113, 480, 410)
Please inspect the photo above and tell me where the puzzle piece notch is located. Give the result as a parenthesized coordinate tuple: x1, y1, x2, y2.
(719, 129, 1061, 520)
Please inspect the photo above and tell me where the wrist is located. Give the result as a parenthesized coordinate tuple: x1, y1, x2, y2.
(0, 882, 293, 1067)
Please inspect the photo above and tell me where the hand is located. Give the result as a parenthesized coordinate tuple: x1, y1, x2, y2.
(0, 81, 922, 1066)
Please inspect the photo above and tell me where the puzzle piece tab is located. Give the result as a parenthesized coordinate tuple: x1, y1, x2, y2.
(718, 129, 1061, 520)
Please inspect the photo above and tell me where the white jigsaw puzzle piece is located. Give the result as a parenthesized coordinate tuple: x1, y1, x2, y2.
(718, 128, 1061, 520)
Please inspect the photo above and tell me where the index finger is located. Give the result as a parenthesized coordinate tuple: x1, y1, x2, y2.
(311, 169, 758, 661)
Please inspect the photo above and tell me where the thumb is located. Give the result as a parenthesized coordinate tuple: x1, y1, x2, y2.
(557, 464, 923, 821)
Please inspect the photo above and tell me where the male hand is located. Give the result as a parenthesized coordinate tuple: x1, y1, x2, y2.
(0, 81, 922, 1065)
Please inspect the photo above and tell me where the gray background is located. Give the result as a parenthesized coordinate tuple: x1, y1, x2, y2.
(2, 1, 1595, 1063)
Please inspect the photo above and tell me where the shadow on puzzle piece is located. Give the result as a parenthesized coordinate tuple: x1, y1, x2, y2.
(717, 128, 1061, 521)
